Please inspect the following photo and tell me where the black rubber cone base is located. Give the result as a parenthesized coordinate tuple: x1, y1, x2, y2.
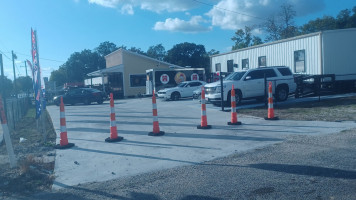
(197, 125, 212, 129)
(105, 136, 124, 143)
(227, 121, 242, 125)
(55, 143, 75, 149)
(264, 116, 279, 120)
(148, 131, 165, 136)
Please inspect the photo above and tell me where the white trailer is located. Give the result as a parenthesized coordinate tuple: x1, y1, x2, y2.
(211, 28, 356, 95)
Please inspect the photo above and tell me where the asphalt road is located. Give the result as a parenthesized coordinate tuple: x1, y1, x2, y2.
(26, 128, 356, 200)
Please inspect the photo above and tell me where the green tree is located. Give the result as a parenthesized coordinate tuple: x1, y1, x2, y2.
(0, 76, 13, 98)
(95, 41, 118, 57)
(128, 47, 146, 55)
(231, 26, 262, 50)
(165, 42, 209, 70)
(207, 49, 220, 56)
(15, 76, 32, 93)
(279, 3, 298, 39)
(146, 44, 166, 61)
(50, 66, 68, 87)
(300, 16, 337, 34)
(263, 3, 298, 41)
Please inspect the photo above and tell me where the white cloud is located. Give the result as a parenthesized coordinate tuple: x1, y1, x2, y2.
(88, 0, 121, 8)
(121, 4, 134, 15)
(153, 16, 212, 33)
(88, 0, 325, 32)
(206, 0, 325, 30)
(88, 0, 198, 12)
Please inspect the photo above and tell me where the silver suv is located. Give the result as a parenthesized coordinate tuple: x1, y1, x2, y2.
(204, 66, 296, 105)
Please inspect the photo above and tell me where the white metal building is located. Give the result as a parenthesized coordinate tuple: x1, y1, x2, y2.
(211, 28, 356, 80)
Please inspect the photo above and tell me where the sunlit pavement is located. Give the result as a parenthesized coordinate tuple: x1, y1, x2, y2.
(47, 94, 356, 189)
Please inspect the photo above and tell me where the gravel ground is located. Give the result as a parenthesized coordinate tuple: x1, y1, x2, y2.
(6, 128, 353, 200)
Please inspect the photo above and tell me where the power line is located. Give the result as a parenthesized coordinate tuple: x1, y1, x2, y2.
(192, 0, 266, 21)
(0, 49, 12, 61)
(2, 51, 65, 63)
(13, 52, 65, 63)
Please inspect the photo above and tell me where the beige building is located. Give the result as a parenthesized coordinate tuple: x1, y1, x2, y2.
(88, 48, 180, 98)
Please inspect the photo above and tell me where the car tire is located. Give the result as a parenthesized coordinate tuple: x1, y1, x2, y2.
(275, 85, 289, 101)
(171, 92, 180, 101)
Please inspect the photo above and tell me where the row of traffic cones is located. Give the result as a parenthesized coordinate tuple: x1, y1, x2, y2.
(196, 81, 279, 129)
(56, 82, 279, 149)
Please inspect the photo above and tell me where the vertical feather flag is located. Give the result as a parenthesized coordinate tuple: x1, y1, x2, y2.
(31, 29, 42, 119)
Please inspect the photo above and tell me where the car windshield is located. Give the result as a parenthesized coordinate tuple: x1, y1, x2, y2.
(177, 83, 187, 87)
(224, 72, 246, 81)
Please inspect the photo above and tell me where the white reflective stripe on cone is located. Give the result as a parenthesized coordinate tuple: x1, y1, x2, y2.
(232, 107, 236, 113)
(60, 126, 67, 133)
(268, 93, 272, 98)
(110, 120, 116, 127)
(201, 99, 206, 104)
(268, 103, 273, 109)
(153, 116, 158, 122)
(152, 103, 157, 110)
(111, 107, 115, 113)
(201, 110, 206, 116)
(60, 112, 65, 118)
(231, 96, 235, 102)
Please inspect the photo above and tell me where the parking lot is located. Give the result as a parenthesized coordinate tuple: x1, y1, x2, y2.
(47, 96, 356, 189)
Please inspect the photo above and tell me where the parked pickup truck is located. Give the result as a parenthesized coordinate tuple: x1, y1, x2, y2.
(204, 66, 296, 105)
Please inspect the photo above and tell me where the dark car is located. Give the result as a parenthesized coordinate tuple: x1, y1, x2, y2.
(53, 88, 107, 106)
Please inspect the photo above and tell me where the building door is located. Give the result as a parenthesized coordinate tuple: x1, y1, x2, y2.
(108, 72, 124, 98)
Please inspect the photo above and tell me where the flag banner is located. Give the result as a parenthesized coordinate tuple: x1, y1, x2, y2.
(31, 29, 42, 119)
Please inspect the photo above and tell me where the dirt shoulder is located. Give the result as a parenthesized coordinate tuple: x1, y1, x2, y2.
(0, 109, 56, 198)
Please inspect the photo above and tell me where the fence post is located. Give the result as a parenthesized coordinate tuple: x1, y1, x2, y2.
(0, 96, 17, 168)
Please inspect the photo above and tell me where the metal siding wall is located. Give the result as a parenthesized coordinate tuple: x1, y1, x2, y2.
(322, 29, 356, 78)
(211, 35, 321, 74)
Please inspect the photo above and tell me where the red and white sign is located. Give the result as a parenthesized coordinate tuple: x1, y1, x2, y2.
(160, 74, 169, 84)
(191, 73, 199, 81)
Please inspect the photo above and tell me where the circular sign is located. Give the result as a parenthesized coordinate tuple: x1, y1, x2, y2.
(174, 72, 186, 84)
(191, 73, 199, 81)
(160, 74, 169, 84)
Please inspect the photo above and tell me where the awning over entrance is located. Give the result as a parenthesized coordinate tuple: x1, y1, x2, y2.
(87, 64, 124, 77)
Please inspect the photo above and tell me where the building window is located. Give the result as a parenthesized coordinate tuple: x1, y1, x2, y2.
(227, 60, 234, 72)
(294, 50, 306, 73)
(215, 63, 221, 72)
(130, 74, 146, 87)
(242, 59, 249, 69)
(258, 56, 266, 67)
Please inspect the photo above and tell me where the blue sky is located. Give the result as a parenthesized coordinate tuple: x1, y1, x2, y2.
(0, 0, 355, 80)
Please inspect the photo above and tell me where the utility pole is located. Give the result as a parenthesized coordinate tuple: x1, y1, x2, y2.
(24, 61, 28, 77)
(0, 54, 4, 95)
(0, 54, 7, 129)
(11, 51, 16, 95)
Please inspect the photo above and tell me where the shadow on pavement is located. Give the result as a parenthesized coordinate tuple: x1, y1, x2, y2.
(249, 163, 356, 179)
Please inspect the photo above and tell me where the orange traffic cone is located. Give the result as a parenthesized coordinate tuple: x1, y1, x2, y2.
(265, 82, 279, 120)
(105, 93, 124, 142)
(197, 86, 212, 129)
(149, 90, 165, 136)
(228, 85, 242, 125)
(55, 97, 75, 149)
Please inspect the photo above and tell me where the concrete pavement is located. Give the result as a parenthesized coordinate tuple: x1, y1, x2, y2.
(47, 97, 356, 189)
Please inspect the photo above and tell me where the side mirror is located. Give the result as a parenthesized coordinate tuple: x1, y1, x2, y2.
(245, 76, 251, 80)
